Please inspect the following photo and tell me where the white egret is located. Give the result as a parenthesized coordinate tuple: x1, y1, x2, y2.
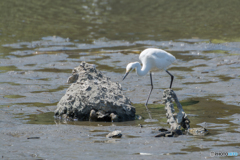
(122, 48, 176, 119)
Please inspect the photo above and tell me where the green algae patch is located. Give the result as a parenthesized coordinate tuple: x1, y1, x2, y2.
(4, 95, 26, 99)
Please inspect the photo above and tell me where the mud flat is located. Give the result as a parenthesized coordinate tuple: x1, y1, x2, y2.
(1, 109, 240, 159)
(0, 38, 240, 159)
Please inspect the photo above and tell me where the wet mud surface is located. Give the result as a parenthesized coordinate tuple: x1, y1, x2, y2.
(1, 0, 240, 159)
(0, 38, 240, 159)
(1, 99, 240, 159)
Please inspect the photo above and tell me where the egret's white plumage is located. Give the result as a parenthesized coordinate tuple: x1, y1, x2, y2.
(123, 48, 176, 119)
(125, 48, 175, 76)
(140, 48, 175, 70)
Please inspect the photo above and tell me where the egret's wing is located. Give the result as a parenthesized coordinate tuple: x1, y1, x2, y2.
(152, 49, 176, 63)
(151, 49, 176, 70)
(139, 48, 176, 70)
(139, 48, 160, 62)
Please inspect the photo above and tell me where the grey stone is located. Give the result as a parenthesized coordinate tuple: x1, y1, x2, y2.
(54, 62, 135, 122)
(188, 128, 209, 136)
(106, 130, 122, 138)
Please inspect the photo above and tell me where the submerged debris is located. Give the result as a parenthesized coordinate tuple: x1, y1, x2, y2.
(155, 89, 209, 137)
(27, 137, 40, 139)
(155, 129, 182, 137)
(54, 62, 135, 122)
(162, 89, 190, 131)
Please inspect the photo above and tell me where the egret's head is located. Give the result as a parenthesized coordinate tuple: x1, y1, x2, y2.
(122, 62, 135, 81)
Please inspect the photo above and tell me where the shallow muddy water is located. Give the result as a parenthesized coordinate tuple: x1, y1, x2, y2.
(0, 0, 240, 159)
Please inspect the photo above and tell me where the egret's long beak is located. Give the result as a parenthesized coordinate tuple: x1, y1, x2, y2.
(122, 71, 130, 81)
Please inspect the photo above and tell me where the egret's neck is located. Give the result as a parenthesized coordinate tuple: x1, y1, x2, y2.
(133, 62, 151, 76)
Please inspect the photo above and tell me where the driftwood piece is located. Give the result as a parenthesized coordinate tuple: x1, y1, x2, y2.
(162, 89, 190, 131)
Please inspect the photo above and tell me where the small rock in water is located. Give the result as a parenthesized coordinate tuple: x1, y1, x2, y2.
(188, 128, 209, 136)
(106, 130, 122, 138)
(135, 115, 142, 120)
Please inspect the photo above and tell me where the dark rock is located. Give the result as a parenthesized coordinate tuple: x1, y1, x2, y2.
(155, 129, 182, 137)
(181, 118, 190, 129)
(89, 110, 97, 121)
(55, 62, 135, 122)
(172, 129, 183, 136)
(158, 128, 169, 132)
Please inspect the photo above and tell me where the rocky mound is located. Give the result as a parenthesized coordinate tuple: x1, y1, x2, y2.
(54, 62, 135, 122)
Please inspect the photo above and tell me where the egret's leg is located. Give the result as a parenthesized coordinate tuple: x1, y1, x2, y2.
(145, 72, 153, 119)
(166, 70, 174, 88)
